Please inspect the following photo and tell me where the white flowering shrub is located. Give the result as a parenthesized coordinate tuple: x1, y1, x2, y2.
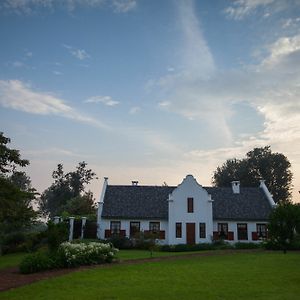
(58, 242, 118, 267)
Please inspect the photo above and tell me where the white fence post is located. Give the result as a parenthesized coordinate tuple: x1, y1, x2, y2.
(69, 217, 75, 242)
(81, 217, 87, 240)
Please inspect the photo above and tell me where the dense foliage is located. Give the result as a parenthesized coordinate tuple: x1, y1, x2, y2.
(19, 241, 118, 274)
(39, 162, 97, 218)
(0, 132, 37, 254)
(267, 203, 300, 252)
(212, 146, 293, 203)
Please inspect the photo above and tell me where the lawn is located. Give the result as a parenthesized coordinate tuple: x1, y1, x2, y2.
(1, 252, 299, 300)
(116, 249, 211, 260)
(0, 248, 211, 268)
(0, 253, 27, 270)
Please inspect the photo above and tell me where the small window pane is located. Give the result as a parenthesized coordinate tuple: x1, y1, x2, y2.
(257, 223, 267, 238)
(176, 222, 182, 238)
(237, 223, 248, 240)
(111, 221, 121, 235)
(149, 222, 160, 233)
(199, 223, 206, 238)
(217, 223, 228, 239)
(187, 198, 194, 213)
(130, 222, 140, 237)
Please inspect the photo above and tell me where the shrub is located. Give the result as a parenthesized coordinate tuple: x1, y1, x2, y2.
(1, 232, 27, 254)
(264, 237, 300, 251)
(19, 241, 118, 274)
(57, 242, 118, 268)
(108, 236, 133, 249)
(19, 251, 54, 274)
(46, 221, 68, 252)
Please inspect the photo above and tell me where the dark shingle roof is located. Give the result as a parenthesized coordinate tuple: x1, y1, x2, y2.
(207, 187, 273, 221)
(102, 185, 174, 219)
(102, 185, 273, 221)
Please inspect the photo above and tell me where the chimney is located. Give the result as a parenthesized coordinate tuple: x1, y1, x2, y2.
(132, 181, 138, 186)
(231, 181, 240, 194)
(259, 179, 276, 207)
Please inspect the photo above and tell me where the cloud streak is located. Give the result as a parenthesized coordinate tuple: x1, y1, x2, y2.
(85, 95, 120, 106)
(0, 80, 109, 129)
(0, 0, 136, 15)
(224, 0, 299, 20)
(63, 44, 90, 60)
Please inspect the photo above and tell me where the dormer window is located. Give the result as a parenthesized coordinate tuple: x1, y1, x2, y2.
(187, 197, 194, 213)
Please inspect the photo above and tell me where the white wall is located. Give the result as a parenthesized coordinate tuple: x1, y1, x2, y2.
(213, 220, 268, 243)
(168, 175, 213, 245)
(99, 219, 168, 244)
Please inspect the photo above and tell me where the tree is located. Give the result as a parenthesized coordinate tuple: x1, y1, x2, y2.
(0, 132, 37, 238)
(39, 162, 97, 218)
(268, 203, 300, 252)
(0, 132, 29, 173)
(212, 146, 293, 203)
(62, 191, 96, 216)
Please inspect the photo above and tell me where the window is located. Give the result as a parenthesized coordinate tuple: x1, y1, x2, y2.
(130, 222, 140, 237)
(110, 221, 121, 235)
(176, 222, 182, 238)
(218, 223, 228, 239)
(149, 222, 160, 234)
(257, 223, 267, 238)
(237, 223, 248, 240)
(199, 223, 206, 238)
(187, 197, 194, 213)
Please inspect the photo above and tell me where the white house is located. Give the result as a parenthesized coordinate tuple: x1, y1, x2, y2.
(97, 175, 276, 245)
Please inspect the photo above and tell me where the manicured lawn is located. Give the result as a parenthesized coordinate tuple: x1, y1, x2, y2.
(116, 249, 211, 260)
(0, 253, 27, 270)
(1, 252, 300, 299)
(0, 249, 211, 269)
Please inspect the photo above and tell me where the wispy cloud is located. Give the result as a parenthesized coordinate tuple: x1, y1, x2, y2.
(85, 95, 120, 106)
(154, 0, 233, 142)
(25, 50, 33, 57)
(129, 106, 140, 114)
(11, 61, 25, 68)
(112, 0, 136, 13)
(224, 0, 297, 20)
(0, 0, 136, 15)
(53, 70, 63, 75)
(0, 80, 109, 129)
(63, 44, 90, 60)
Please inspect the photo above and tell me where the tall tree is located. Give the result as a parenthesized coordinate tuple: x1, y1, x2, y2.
(39, 162, 97, 218)
(0, 132, 37, 236)
(268, 203, 300, 252)
(212, 146, 293, 203)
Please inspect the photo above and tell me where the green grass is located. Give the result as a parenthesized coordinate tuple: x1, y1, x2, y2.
(0, 249, 210, 269)
(1, 252, 300, 299)
(116, 249, 211, 260)
(0, 252, 28, 269)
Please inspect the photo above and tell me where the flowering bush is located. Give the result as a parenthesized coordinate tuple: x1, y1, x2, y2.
(57, 242, 118, 267)
(19, 242, 118, 274)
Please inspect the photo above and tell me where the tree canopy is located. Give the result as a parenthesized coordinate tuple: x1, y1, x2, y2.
(212, 146, 293, 203)
(0, 132, 37, 236)
(268, 203, 300, 252)
(39, 161, 97, 218)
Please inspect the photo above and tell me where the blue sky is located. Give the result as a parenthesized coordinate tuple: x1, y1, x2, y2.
(0, 0, 300, 202)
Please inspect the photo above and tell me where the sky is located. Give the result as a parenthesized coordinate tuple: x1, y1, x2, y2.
(0, 0, 300, 203)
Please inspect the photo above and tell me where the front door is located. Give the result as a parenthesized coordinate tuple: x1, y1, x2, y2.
(186, 223, 195, 245)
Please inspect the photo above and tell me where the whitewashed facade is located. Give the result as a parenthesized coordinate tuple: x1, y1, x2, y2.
(97, 175, 275, 245)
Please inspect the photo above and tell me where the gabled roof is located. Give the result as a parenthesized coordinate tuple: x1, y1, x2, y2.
(207, 187, 273, 221)
(102, 185, 173, 220)
(101, 185, 273, 221)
